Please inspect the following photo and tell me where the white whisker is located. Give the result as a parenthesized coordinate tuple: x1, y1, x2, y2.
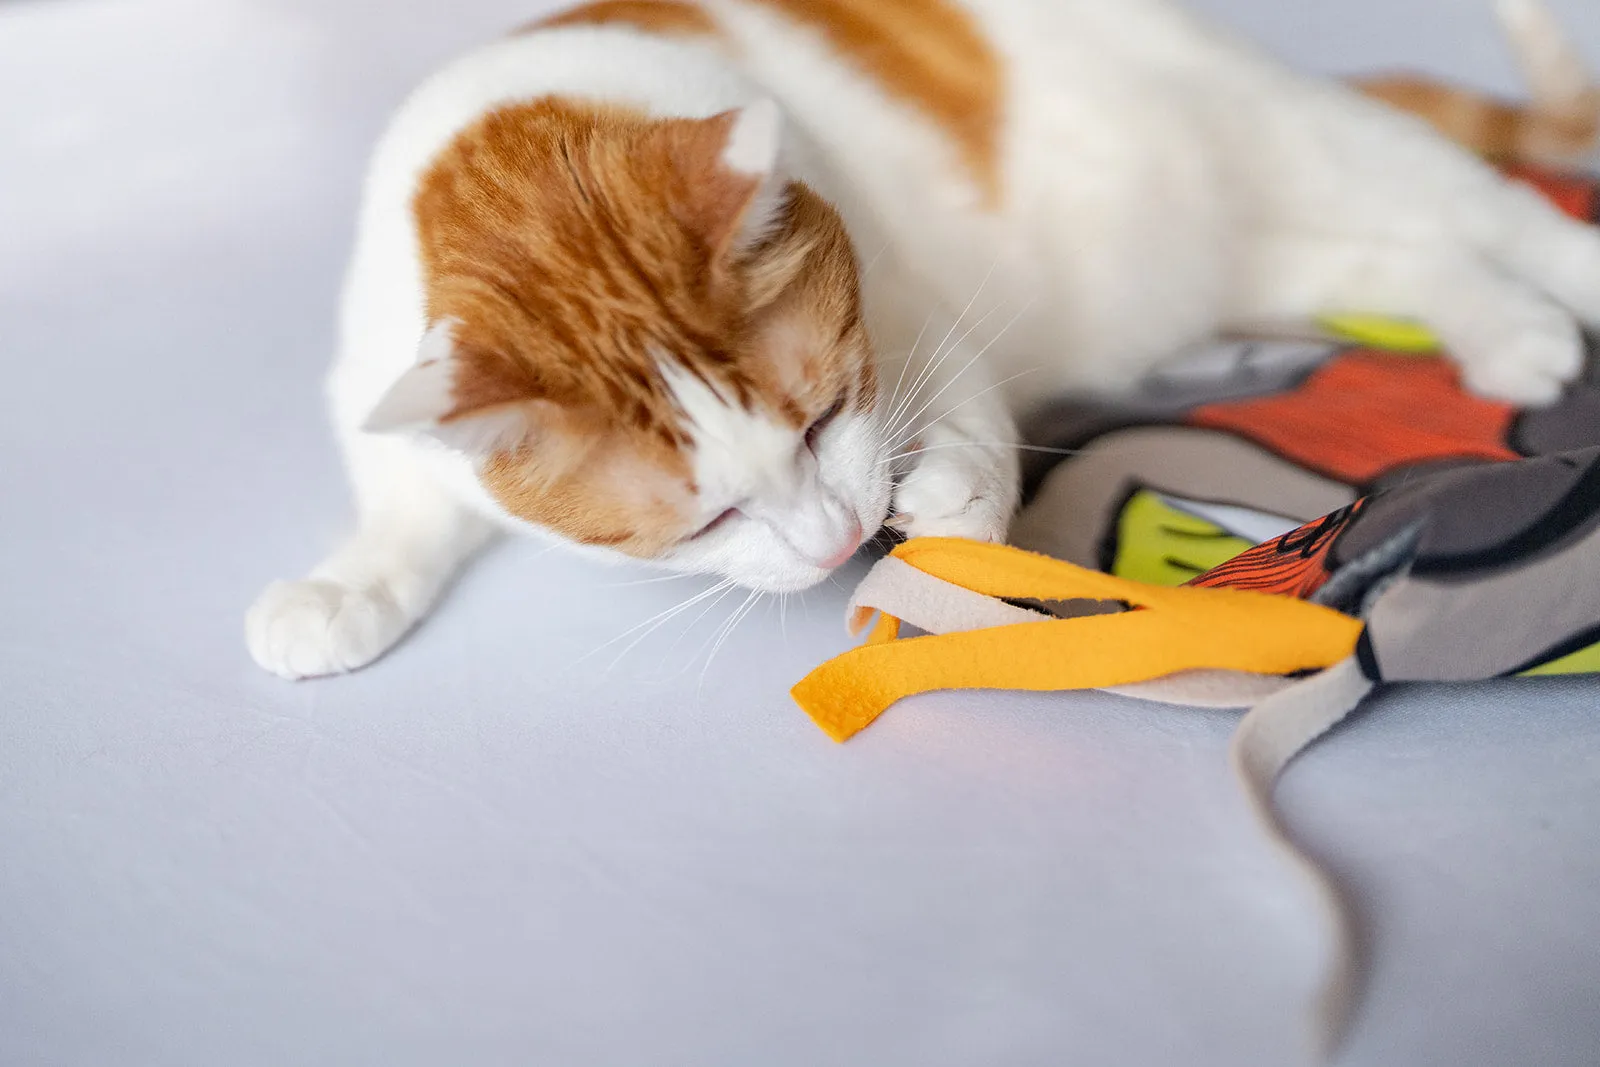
(611, 582, 743, 669)
(897, 368, 1040, 450)
(889, 301, 1035, 449)
(883, 294, 1006, 442)
(921, 259, 999, 389)
(580, 578, 733, 666)
(881, 309, 939, 433)
(891, 440, 1084, 462)
(886, 300, 1008, 442)
(696, 589, 762, 686)
(601, 571, 696, 590)
(881, 258, 1000, 436)
(860, 240, 890, 277)
(664, 581, 742, 660)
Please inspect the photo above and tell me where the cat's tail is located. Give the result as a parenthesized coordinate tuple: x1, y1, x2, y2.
(1492, 0, 1599, 163)
(1498, 0, 1594, 115)
(1353, 0, 1598, 167)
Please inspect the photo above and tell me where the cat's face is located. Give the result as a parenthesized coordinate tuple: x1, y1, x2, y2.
(364, 99, 892, 592)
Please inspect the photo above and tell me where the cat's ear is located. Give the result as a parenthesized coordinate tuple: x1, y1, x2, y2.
(669, 99, 789, 258)
(361, 321, 546, 454)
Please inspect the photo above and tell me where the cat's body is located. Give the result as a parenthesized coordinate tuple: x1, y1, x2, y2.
(249, 0, 1600, 679)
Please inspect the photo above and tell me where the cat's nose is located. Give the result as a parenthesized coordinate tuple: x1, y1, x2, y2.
(814, 518, 864, 570)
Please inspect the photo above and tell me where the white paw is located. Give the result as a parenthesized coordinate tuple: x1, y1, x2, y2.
(891, 458, 1014, 543)
(1457, 309, 1583, 407)
(1547, 229, 1600, 326)
(245, 579, 409, 680)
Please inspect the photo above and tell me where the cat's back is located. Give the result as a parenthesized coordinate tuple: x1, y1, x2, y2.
(334, 0, 1281, 420)
(356, 0, 1255, 264)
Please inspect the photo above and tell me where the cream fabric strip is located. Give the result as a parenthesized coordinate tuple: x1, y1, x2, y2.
(847, 555, 1046, 634)
(847, 556, 1295, 708)
(1103, 670, 1294, 708)
(1230, 656, 1375, 1063)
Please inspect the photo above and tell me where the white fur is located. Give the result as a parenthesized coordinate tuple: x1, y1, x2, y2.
(361, 320, 539, 453)
(720, 96, 781, 174)
(721, 99, 791, 253)
(248, 0, 1600, 678)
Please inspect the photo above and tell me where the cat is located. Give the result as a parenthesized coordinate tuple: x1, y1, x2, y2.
(247, 0, 1600, 679)
(1353, 0, 1600, 168)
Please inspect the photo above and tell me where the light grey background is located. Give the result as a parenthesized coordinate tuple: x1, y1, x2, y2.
(3, 1, 1599, 1065)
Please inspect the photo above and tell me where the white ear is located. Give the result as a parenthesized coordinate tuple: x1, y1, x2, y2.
(361, 321, 535, 454)
(720, 98, 782, 176)
(721, 99, 788, 253)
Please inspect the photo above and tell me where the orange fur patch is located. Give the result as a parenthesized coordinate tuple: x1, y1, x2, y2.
(521, 0, 716, 38)
(413, 99, 869, 556)
(748, 0, 1003, 205)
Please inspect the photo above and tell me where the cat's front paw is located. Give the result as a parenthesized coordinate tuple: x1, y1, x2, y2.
(246, 579, 409, 679)
(890, 458, 1014, 543)
(1457, 305, 1584, 407)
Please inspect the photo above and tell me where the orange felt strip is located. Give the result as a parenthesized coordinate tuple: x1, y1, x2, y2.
(866, 613, 901, 644)
(889, 536, 1341, 612)
(795, 540, 1362, 742)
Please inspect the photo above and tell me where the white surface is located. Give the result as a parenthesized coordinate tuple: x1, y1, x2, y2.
(4, 1, 1600, 1064)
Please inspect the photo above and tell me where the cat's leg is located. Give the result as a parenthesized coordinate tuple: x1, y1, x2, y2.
(1462, 176, 1600, 329)
(1232, 233, 1585, 405)
(888, 372, 1021, 542)
(1242, 88, 1600, 401)
(246, 436, 497, 679)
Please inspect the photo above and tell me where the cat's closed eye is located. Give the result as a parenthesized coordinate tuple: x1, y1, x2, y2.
(804, 398, 846, 452)
(686, 507, 739, 542)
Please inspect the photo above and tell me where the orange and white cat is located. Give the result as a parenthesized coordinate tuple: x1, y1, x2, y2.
(248, 0, 1600, 679)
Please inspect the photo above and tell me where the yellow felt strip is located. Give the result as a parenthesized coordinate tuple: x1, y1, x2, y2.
(890, 537, 1326, 614)
(793, 582, 1362, 742)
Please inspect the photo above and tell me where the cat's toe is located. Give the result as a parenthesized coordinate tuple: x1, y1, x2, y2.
(898, 508, 1010, 543)
(893, 465, 1012, 543)
(246, 578, 408, 679)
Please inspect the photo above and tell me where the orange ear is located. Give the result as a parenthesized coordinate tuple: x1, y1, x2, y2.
(661, 99, 788, 258)
(362, 320, 549, 454)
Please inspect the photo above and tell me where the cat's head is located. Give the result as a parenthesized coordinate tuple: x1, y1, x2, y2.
(364, 98, 892, 592)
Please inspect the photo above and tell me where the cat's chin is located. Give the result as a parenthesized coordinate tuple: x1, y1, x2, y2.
(728, 539, 885, 593)
(736, 564, 838, 595)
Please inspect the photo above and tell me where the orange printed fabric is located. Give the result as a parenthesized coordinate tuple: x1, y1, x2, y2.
(1187, 499, 1367, 600)
(1188, 350, 1518, 485)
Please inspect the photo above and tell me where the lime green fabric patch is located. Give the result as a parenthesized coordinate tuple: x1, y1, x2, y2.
(1111, 491, 1255, 586)
(1317, 313, 1440, 353)
(1522, 640, 1600, 677)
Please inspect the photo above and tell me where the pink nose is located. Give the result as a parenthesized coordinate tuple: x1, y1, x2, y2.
(816, 519, 865, 570)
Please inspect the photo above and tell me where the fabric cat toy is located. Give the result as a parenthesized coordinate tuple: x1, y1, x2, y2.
(793, 165, 1600, 1057)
